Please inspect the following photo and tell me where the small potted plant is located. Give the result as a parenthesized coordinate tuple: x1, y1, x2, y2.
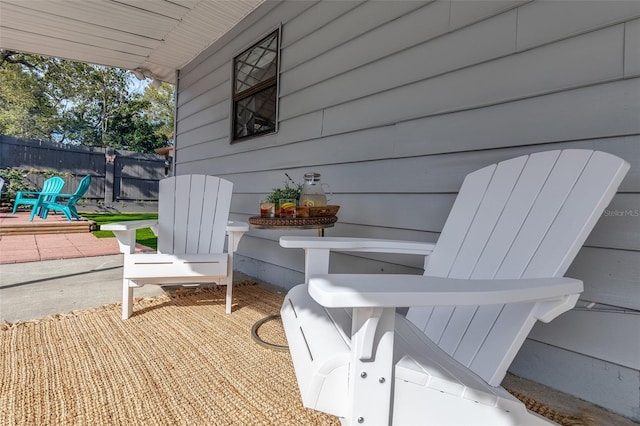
(263, 174, 302, 217)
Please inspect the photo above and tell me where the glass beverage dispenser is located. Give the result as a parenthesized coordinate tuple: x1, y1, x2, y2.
(300, 173, 328, 207)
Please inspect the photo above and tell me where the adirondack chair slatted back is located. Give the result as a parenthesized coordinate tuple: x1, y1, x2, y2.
(157, 175, 233, 255)
(407, 150, 629, 386)
(16, 176, 65, 216)
(36, 175, 90, 221)
(68, 175, 91, 204)
(41, 176, 66, 195)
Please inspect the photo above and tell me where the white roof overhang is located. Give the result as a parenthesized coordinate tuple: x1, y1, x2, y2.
(0, 0, 265, 83)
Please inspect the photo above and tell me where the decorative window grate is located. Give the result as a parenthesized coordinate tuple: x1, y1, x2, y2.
(233, 30, 279, 141)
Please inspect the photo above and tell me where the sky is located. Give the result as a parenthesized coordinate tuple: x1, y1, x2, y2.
(127, 74, 149, 94)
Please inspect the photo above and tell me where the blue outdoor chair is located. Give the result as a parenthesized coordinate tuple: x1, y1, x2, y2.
(31, 175, 91, 221)
(12, 176, 65, 215)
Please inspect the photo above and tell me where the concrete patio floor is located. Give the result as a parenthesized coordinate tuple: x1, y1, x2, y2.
(0, 212, 636, 425)
(0, 254, 164, 323)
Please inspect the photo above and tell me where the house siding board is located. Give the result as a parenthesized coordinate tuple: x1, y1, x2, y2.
(178, 131, 228, 161)
(177, 122, 398, 172)
(511, 340, 640, 420)
(280, 0, 432, 83)
(277, 111, 324, 145)
(279, 0, 360, 50)
(177, 103, 228, 136)
(625, 18, 640, 76)
(587, 194, 640, 251)
(280, 7, 515, 117)
(568, 247, 640, 312)
(176, 124, 223, 150)
(395, 79, 640, 157)
(184, 136, 639, 194)
(175, 1, 640, 418)
(320, 24, 625, 136)
(177, 82, 229, 120)
(177, 64, 230, 109)
(448, 0, 527, 30)
(516, 0, 640, 51)
(186, 77, 640, 163)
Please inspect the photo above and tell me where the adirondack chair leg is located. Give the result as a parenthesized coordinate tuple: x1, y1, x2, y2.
(122, 279, 134, 319)
(29, 203, 40, 221)
(225, 283, 232, 314)
(61, 209, 73, 221)
(69, 205, 80, 219)
(225, 253, 233, 314)
(347, 307, 395, 425)
(112, 230, 136, 254)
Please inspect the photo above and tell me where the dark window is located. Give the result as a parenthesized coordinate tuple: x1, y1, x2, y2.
(233, 30, 279, 141)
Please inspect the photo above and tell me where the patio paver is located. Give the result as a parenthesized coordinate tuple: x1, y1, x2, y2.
(0, 211, 149, 264)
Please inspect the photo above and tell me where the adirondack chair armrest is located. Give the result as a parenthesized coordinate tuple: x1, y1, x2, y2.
(307, 274, 583, 310)
(226, 221, 249, 252)
(226, 221, 249, 233)
(280, 236, 436, 255)
(102, 219, 159, 232)
(281, 236, 436, 281)
(39, 191, 74, 196)
(16, 190, 46, 196)
(102, 220, 159, 254)
(35, 191, 74, 200)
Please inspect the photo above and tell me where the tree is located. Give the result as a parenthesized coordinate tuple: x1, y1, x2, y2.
(0, 50, 174, 153)
(0, 52, 59, 140)
(106, 97, 168, 153)
(141, 82, 175, 143)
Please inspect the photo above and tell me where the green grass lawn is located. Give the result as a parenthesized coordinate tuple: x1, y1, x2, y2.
(82, 212, 159, 250)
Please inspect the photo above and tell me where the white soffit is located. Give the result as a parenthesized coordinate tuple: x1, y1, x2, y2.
(0, 0, 265, 83)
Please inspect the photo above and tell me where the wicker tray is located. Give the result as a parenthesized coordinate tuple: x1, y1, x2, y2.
(249, 215, 337, 227)
(297, 205, 340, 218)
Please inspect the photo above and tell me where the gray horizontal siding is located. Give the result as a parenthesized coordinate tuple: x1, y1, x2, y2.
(511, 339, 639, 419)
(174, 79, 640, 173)
(516, 0, 640, 51)
(626, 18, 640, 75)
(280, 0, 432, 89)
(176, 1, 640, 417)
(316, 24, 626, 135)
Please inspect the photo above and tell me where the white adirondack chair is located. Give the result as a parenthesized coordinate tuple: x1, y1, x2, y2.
(103, 175, 249, 319)
(279, 150, 629, 425)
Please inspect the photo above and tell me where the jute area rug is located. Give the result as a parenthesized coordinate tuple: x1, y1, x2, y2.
(1, 283, 591, 426)
(0, 283, 339, 425)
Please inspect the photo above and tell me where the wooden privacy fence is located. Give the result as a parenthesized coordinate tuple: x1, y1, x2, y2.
(0, 135, 168, 208)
